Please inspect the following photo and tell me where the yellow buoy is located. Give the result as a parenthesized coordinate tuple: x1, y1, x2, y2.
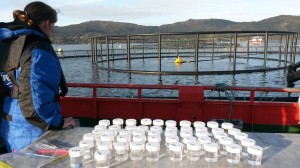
(174, 56, 183, 63)
(57, 48, 63, 52)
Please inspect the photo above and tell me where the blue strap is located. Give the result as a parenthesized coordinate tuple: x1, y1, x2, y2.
(0, 28, 45, 41)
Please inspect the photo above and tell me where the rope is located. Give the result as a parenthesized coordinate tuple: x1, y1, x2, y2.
(212, 83, 235, 121)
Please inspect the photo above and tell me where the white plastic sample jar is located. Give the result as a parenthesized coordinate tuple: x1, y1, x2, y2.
(69, 147, 84, 168)
(218, 136, 233, 155)
(114, 141, 129, 161)
(141, 118, 152, 127)
(148, 135, 161, 143)
(126, 119, 137, 126)
(169, 142, 183, 162)
(204, 142, 219, 162)
(195, 130, 209, 138)
(234, 132, 248, 145)
(137, 125, 149, 133)
(241, 138, 256, 156)
(79, 140, 94, 160)
(247, 145, 263, 166)
(153, 119, 164, 127)
(213, 132, 227, 144)
(132, 134, 147, 143)
(130, 141, 144, 161)
(165, 135, 179, 149)
(146, 142, 160, 162)
(179, 120, 191, 127)
(96, 141, 112, 159)
(98, 119, 110, 128)
(228, 128, 241, 139)
(165, 120, 177, 127)
(164, 129, 177, 137)
(221, 122, 234, 133)
(113, 118, 124, 128)
(198, 136, 211, 155)
(193, 121, 206, 128)
(226, 144, 242, 164)
(186, 141, 201, 161)
(206, 121, 219, 135)
(94, 149, 110, 168)
(150, 126, 163, 134)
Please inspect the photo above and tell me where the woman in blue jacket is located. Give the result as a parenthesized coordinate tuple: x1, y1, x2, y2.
(0, 1, 75, 152)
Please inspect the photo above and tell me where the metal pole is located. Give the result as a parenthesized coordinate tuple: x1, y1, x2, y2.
(263, 31, 269, 70)
(127, 35, 131, 71)
(285, 34, 289, 66)
(158, 34, 162, 73)
(176, 39, 179, 56)
(247, 36, 250, 59)
(279, 35, 282, 65)
(212, 37, 215, 60)
(111, 39, 114, 63)
(142, 39, 145, 60)
(229, 36, 233, 62)
(95, 38, 98, 64)
(106, 36, 110, 68)
(91, 38, 94, 64)
(233, 33, 237, 75)
(100, 39, 103, 65)
(195, 33, 199, 74)
(289, 33, 295, 63)
(294, 33, 298, 63)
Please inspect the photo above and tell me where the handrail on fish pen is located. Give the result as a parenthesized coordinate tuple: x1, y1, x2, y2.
(90, 31, 298, 75)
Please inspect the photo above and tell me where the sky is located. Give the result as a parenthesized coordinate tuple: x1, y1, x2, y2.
(1, 0, 299, 27)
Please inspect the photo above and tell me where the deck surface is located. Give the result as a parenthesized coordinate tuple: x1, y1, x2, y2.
(0, 127, 299, 168)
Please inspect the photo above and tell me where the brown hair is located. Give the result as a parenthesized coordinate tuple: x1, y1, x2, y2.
(13, 1, 57, 27)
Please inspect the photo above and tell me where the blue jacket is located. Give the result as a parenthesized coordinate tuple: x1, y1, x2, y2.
(0, 28, 64, 152)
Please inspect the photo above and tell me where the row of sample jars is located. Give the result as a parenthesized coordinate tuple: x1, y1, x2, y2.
(68, 118, 264, 168)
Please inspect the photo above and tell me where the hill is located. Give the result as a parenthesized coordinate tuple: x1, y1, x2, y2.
(52, 15, 300, 44)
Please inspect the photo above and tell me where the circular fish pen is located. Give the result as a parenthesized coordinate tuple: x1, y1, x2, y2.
(90, 31, 298, 76)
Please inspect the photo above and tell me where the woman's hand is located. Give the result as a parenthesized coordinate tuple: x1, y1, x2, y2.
(62, 117, 76, 129)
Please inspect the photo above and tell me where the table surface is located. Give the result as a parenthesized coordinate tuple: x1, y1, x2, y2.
(0, 127, 299, 168)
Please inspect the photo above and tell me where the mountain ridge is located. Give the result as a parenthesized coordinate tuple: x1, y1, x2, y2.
(52, 15, 300, 44)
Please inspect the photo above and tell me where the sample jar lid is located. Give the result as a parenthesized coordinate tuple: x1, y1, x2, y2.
(165, 120, 177, 127)
(207, 121, 219, 128)
(204, 142, 218, 152)
(69, 147, 84, 157)
(212, 128, 224, 135)
(228, 128, 241, 135)
(179, 120, 191, 127)
(141, 118, 152, 125)
(195, 126, 208, 132)
(241, 138, 256, 146)
(148, 135, 161, 143)
(126, 119, 137, 126)
(187, 141, 201, 151)
(125, 125, 137, 131)
(219, 136, 233, 145)
(195, 130, 209, 137)
(98, 119, 110, 127)
(165, 135, 179, 143)
(226, 144, 242, 153)
(114, 142, 128, 151)
(137, 125, 149, 132)
(113, 118, 124, 125)
(148, 130, 161, 136)
(247, 145, 263, 155)
(153, 119, 164, 126)
(150, 126, 163, 133)
(119, 130, 132, 136)
(221, 122, 234, 129)
(96, 141, 112, 150)
(164, 129, 177, 136)
(165, 126, 178, 132)
(83, 133, 94, 141)
(101, 134, 114, 142)
(132, 134, 146, 142)
(214, 132, 228, 139)
(146, 142, 160, 152)
(130, 141, 144, 150)
(94, 150, 110, 160)
(169, 142, 183, 152)
(234, 132, 248, 140)
(92, 129, 103, 135)
(193, 121, 206, 127)
(94, 125, 106, 131)
(183, 136, 197, 144)
(198, 136, 211, 144)
(79, 140, 94, 148)
(180, 130, 192, 137)
(180, 126, 193, 132)
(117, 135, 129, 142)
(109, 125, 121, 131)
(132, 129, 145, 136)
